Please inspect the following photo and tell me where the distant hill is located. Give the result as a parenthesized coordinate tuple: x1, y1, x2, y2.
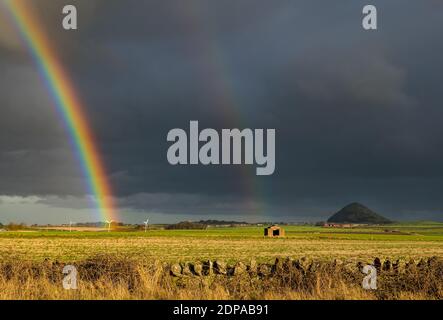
(327, 203, 391, 224)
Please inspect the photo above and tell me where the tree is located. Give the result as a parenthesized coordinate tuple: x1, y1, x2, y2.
(6, 223, 27, 231)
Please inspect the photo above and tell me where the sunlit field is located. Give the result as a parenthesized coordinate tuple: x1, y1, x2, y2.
(0, 224, 443, 262)
(0, 223, 442, 300)
(1, 223, 442, 263)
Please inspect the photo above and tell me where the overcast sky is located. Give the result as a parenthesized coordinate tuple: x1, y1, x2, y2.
(1, 0, 442, 224)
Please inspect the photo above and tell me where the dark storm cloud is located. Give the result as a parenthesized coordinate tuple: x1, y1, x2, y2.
(1, 0, 443, 222)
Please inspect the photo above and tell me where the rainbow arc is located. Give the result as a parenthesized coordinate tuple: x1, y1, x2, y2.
(2, 0, 117, 221)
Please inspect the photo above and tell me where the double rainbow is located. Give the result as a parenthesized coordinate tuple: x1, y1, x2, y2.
(2, 0, 116, 221)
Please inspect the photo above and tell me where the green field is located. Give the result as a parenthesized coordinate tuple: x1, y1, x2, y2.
(1, 222, 442, 263)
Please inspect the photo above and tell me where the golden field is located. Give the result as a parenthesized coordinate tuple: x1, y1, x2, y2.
(0, 223, 442, 300)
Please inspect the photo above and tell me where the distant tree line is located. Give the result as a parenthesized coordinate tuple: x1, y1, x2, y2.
(165, 221, 207, 230)
(68, 222, 125, 227)
(196, 220, 248, 225)
(0, 223, 27, 231)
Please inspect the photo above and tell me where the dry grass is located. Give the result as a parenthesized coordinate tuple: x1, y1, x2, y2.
(1, 226, 441, 299)
(0, 255, 441, 300)
(1, 236, 442, 263)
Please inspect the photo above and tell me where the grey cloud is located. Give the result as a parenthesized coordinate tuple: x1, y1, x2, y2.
(36, 195, 94, 210)
(294, 48, 414, 107)
(117, 192, 264, 216)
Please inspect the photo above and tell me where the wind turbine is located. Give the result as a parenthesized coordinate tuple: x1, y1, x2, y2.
(143, 219, 149, 232)
(105, 220, 113, 232)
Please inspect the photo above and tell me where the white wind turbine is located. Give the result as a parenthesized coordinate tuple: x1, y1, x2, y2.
(105, 220, 113, 232)
(143, 219, 149, 232)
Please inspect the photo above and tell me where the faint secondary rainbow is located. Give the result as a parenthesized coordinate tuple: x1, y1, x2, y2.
(170, 3, 266, 219)
(2, 0, 117, 221)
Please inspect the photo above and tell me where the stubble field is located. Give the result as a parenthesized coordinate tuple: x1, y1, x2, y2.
(0, 223, 442, 300)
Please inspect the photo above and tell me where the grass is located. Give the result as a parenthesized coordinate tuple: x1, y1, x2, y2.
(0, 254, 441, 300)
(0, 223, 442, 299)
(0, 224, 442, 263)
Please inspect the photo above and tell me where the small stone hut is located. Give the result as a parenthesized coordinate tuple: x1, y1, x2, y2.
(264, 225, 285, 238)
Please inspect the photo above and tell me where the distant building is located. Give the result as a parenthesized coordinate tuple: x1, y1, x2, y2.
(264, 225, 285, 237)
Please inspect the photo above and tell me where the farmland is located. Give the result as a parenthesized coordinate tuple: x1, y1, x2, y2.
(0, 222, 442, 300)
(1, 223, 442, 263)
